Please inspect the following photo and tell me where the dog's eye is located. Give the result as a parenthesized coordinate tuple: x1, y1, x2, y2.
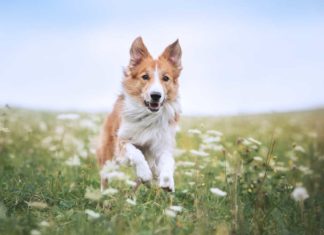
(162, 75, 170, 82)
(142, 74, 149, 80)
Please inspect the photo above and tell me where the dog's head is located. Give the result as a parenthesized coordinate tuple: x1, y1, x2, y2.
(123, 37, 182, 112)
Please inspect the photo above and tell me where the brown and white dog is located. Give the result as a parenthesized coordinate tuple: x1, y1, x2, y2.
(96, 37, 182, 192)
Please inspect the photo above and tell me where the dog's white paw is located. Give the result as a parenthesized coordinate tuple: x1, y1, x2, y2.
(136, 163, 153, 182)
(159, 174, 175, 192)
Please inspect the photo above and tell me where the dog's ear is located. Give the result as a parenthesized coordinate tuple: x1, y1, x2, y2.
(161, 39, 182, 69)
(129, 37, 150, 67)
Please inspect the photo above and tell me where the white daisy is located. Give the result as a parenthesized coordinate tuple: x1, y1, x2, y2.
(26, 201, 48, 209)
(65, 155, 81, 166)
(85, 209, 100, 219)
(164, 209, 177, 218)
(291, 186, 309, 202)
(84, 188, 102, 201)
(210, 187, 227, 197)
(101, 187, 119, 196)
(187, 129, 202, 135)
(294, 145, 306, 153)
(30, 229, 41, 235)
(125, 180, 137, 187)
(253, 156, 263, 162)
(39, 221, 50, 227)
(190, 149, 209, 157)
(169, 205, 183, 212)
(177, 161, 195, 167)
(206, 130, 223, 136)
(247, 137, 262, 146)
(57, 113, 80, 120)
(126, 198, 136, 206)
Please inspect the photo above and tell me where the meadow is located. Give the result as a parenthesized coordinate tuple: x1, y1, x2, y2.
(0, 107, 323, 235)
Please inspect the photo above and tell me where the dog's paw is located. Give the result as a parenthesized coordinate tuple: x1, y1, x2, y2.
(136, 164, 153, 182)
(159, 174, 175, 192)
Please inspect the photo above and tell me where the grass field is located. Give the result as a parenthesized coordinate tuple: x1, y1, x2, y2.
(0, 107, 323, 235)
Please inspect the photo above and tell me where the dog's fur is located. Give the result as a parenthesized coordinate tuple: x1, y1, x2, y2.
(96, 37, 182, 192)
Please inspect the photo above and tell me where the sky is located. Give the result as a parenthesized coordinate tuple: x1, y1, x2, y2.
(0, 0, 324, 115)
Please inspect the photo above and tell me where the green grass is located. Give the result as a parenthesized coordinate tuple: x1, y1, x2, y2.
(0, 107, 323, 235)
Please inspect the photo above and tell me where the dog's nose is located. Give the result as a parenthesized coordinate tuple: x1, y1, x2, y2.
(150, 92, 162, 101)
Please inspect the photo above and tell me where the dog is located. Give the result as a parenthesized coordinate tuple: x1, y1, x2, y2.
(96, 37, 182, 192)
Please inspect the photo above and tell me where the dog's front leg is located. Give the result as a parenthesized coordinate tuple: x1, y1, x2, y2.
(118, 142, 152, 183)
(157, 151, 175, 192)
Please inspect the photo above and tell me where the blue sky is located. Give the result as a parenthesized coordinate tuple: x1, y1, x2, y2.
(1, 0, 323, 115)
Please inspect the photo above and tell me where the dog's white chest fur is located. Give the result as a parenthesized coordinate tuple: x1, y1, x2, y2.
(118, 95, 180, 153)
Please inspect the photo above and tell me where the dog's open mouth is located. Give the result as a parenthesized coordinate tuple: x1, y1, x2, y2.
(144, 101, 161, 112)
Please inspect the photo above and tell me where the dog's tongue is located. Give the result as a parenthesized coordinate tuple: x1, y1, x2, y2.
(150, 103, 159, 108)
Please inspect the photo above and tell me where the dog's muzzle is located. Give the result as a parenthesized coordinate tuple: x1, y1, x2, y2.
(144, 100, 164, 112)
